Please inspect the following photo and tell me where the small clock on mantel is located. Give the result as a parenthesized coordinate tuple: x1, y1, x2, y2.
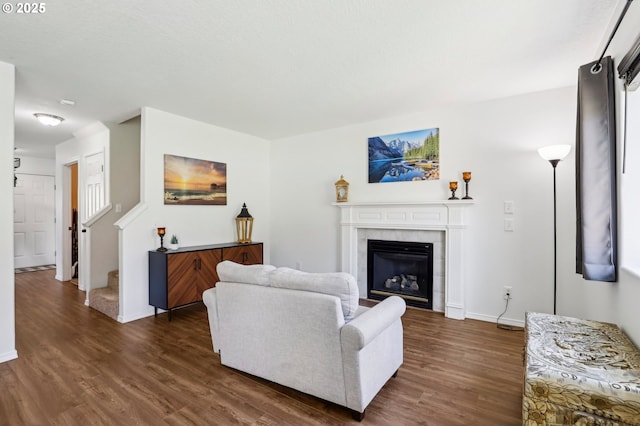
(335, 175, 349, 203)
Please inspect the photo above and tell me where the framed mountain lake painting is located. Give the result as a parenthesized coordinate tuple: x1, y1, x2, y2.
(164, 154, 227, 205)
(368, 128, 440, 183)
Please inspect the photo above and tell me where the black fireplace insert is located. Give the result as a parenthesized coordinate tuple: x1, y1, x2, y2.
(367, 239, 433, 309)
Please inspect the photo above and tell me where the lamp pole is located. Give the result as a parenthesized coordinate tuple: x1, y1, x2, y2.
(538, 145, 571, 316)
(550, 159, 559, 315)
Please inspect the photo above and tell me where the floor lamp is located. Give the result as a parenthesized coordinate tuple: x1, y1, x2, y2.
(538, 144, 571, 315)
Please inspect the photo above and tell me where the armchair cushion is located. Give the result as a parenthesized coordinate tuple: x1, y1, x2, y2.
(216, 260, 275, 286)
(270, 267, 359, 320)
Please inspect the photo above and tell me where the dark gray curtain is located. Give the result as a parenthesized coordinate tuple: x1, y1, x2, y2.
(575, 56, 618, 282)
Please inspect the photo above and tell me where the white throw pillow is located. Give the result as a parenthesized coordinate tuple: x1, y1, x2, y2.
(216, 260, 276, 286)
(270, 267, 359, 320)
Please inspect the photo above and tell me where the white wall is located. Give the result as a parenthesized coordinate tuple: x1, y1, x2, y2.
(88, 117, 141, 290)
(0, 61, 17, 362)
(270, 2, 640, 342)
(14, 156, 55, 176)
(271, 86, 577, 327)
(118, 107, 271, 322)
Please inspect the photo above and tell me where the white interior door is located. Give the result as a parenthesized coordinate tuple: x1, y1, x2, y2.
(14, 174, 55, 268)
(83, 151, 105, 221)
(78, 151, 105, 291)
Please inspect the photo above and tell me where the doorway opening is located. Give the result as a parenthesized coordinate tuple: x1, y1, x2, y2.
(69, 162, 79, 284)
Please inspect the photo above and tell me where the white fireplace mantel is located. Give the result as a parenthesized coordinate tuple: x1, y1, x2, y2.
(334, 200, 474, 320)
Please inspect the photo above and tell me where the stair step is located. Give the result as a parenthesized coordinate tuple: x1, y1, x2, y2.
(107, 270, 119, 290)
(89, 287, 119, 320)
(89, 269, 120, 320)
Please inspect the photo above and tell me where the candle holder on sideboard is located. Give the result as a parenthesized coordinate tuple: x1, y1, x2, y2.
(157, 227, 168, 252)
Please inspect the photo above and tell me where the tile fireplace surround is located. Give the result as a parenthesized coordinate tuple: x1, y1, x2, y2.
(335, 201, 473, 320)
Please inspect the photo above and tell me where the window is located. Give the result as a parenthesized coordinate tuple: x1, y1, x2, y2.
(620, 83, 640, 275)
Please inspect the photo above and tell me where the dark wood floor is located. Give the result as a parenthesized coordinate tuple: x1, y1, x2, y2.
(0, 270, 524, 425)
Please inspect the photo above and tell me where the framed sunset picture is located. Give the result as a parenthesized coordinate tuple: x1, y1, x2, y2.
(164, 154, 227, 205)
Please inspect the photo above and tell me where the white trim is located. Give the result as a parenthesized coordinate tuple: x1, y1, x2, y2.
(82, 203, 112, 228)
(466, 311, 525, 328)
(333, 200, 475, 207)
(118, 306, 155, 323)
(335, 200, 474, 320)
(114, 202, 147, 230)
(622, 265, 640, 280)
(0, 350, 18, 363)
(57, 159, 78, 282)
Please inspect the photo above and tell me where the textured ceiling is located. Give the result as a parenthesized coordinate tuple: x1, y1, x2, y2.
(0, 0, 620, 157)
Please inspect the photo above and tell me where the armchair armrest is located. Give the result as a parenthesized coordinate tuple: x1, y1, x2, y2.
(341, 296, 406, 351)
(202, 288, 221, 353)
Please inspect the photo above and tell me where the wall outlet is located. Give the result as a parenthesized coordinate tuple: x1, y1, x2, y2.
(503, 286, 513, 300)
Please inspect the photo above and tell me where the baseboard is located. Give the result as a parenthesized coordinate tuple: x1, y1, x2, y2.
(118, 307, 155, 323)
(0, 349, 18, 363)
(445, 303, 465, 320)
(466, 311, 525, 328)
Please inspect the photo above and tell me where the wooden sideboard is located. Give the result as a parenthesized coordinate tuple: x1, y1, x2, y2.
(149, 242, 263, 320)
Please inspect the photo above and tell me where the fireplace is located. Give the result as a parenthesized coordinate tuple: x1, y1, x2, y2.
(367, 239, 433, 309)
(335, 201, 472, 319)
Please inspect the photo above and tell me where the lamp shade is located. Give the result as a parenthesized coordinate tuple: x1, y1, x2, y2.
(538, 145, 571, 161)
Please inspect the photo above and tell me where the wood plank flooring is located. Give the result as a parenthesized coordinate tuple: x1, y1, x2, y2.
(0, 270, 524, 425)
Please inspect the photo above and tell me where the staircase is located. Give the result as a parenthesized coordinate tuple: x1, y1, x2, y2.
(88, 270, 119, 320)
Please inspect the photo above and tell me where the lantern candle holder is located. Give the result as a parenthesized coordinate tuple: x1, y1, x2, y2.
(448, 181, 459, 200)
(335, 175, 349, 203)
(235, 203, 254, 244)
(157, 227, 168, 252)
(462, 171, 473, 200)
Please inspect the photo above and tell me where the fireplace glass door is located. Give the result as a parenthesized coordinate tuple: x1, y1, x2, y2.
(367, 239, 433, 309)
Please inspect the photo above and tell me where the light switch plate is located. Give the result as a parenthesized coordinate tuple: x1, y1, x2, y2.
(504, 201, 514, 214)
(504, 218, 515, 232)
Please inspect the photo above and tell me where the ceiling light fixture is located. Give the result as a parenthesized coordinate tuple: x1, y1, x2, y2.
(34, 113, 65, 126)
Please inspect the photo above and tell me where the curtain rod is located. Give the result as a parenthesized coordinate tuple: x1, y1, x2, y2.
(593, 0, 635, 73)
